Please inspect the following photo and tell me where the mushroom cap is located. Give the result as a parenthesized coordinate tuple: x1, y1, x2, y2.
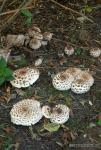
(52, 71, 74, 91)
(50, 104, 70, 124)
(90, 48, 101, 58)
(43, 32, 53, 41)
(42, 105, 51, 118)
(71, 71, 94, 94)
(6, 34, 25, 47)
(64, 45, 74, 56)
(10, 99, 43, 126)
(29, 38, 41, 49)
(10, 67, 40, 88)
(65, 67, 81, 78)
(27, 26, 41, 38)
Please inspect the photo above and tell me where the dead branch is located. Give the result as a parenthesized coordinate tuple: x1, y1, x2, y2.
(50, 0, 94, 23)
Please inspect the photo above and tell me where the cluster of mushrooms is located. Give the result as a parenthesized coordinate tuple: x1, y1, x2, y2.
(1, 26, 53, 51)
(64, 44, 101, 57)
(0, 25, 98, 128)
(10, 66, 94, 127)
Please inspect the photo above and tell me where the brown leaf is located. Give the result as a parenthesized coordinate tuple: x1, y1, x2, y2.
(3, 126, 14, 134)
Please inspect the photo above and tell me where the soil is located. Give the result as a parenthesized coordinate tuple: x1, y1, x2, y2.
(0, 0, 101, 150)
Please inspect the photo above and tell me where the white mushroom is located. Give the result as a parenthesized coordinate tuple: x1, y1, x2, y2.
(50, 104, 70, 124)
(52, 67, 81, 91)
(10, 67, 40, 88)
(6, 34, 25, 47)
(64, 45, 74, 56)
(29, 38, 41, 50)
(10, 99, 43, 126)
(42, 105, 51, 118)
(90, 47, 101, 58)
(71, 71, 94, 94)
(52, 70, 74, 91)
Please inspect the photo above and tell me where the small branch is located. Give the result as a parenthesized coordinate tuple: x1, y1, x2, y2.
(0, 0, 33, 32)
(0, 6, 34, 16)
(29, 126, 37, 140)
(0, 0, 8, 13)
(50, 0, 94, 23)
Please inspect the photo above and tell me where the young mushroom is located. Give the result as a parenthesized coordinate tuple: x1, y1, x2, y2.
(10, 99, 43, 126)
(42, 105, 51, 118)
(41, 32, 53, 46)
(6, 34, 25, 47)
(90, 47, 101, 58)
(10, 67, 40, 88)
(64, 45, 74, 56)
(50, 104, 70, 124)
(29, 38, 42, 50)
(27, 26, 41, 38)
(71, 71, 94, 94)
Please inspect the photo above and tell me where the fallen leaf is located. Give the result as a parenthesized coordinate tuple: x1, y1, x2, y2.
(44, 123, 60, 132)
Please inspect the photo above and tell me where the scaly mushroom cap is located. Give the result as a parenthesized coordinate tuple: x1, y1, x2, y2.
(6, 34, 25, 47)
(43, 32, 53, 41)
(29, 38, 41, 49)
(10, 99, 43, 126)
(71, 71, 94, 94)
(90, 48, 101, 58)
(52, 71, 74, 91)
(65, 67, 81, 78)
(64, 45, 74, 56)
(42, 105, 51, 118)
(10, 67, 40, 88)
(50, 104, 70, 124)
(0, 48, 11, 62)
(27, 26, 41, 38)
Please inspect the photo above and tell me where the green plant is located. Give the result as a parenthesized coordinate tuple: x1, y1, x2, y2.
(0, 57, 14, 86)
(75, 48, 82, 56)
(21, 9, 33, 26)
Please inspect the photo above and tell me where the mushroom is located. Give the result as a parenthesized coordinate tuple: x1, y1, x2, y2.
(50, 104, 70, 124)
(27, 26, 41, 38)
(43, 32, 53, 41)
(29, 38, 41, 50)
(52, 70, 74, 91)
(64, 45, 74, 56)
(71, 71, 94, 94)
(10, 67, 40, 88)
(90, 47, 101, 58)
(6, 34, 25, 47)
(41, 32, 53, 46)
(42, 105, 51, 118)
(10, 98, 43, 126)
(52, 67, 81, 91)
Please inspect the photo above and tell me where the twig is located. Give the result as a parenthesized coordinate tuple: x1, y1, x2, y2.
(0, 0, 33, 32)
(29, 126, 37, 140)
(0, 6, 34, 16)
(0, 0, 8, 13)
(50, 0, 94, 23)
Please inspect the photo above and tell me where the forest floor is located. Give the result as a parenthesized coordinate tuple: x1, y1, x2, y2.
(0, 0, 101, 150)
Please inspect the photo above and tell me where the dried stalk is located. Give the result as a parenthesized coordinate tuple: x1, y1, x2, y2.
(0, 0, 8, 13)
(50, 0, 94, 23)
(0, 0, 33, 32)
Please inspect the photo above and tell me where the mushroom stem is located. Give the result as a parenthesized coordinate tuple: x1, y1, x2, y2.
(29, 126, 37, 140)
